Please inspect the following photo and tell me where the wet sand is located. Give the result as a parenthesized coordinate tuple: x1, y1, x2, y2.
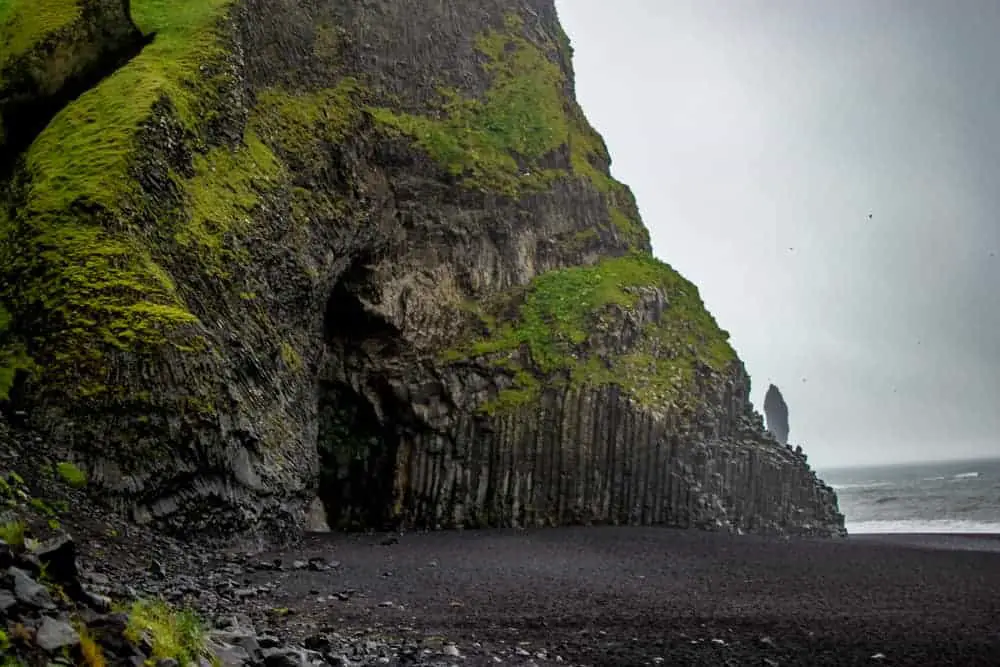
(255, 526, 1000, 666)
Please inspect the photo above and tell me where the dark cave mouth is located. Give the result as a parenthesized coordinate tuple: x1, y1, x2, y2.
(316, 261, 405, 532)
(315, 379, 401, 531)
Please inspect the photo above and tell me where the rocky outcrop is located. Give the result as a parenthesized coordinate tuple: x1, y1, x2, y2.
(763, 384, 790, 445)
(0, 0, 149, 169)
(0, 0, 845, 539)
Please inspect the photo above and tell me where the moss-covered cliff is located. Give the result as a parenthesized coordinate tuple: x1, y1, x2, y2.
(0, 0, 845, 539)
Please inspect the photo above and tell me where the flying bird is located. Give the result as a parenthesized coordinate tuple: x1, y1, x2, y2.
(867, 213, 873, 220)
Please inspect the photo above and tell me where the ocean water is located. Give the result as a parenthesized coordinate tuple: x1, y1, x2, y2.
(819, 457, 1000, 534)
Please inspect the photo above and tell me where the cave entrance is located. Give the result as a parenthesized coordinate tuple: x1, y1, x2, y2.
(316, 379, 399, 531)
(316, 260, 405, 532)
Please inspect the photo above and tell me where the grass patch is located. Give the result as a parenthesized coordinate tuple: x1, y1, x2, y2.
(250, 77, 363, 166)
(174, 130, 284, 277)
(55, 460, 87, 487)
(0, 0, 81, 77)
(447, 253, 735, 413)
(369, 14, 566, 196)
(124, 599, 210, 666)
(367, 13, 649, 247)
(0, 0, 240, 399)
(0, 519, 26, 547)
(78, 625, 107, 667)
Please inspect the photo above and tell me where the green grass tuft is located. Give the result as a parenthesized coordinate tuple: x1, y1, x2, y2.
(0, 519, 26, 547)
(125, 598, 210, 666)
(55, 460, 87, 488)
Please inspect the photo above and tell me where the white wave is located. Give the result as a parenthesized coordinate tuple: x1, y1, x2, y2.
(829, 481, 894, 490)
(952, 472, 980, 479)
(922, 476, 945, 482)
(847, 519, 1000, 534)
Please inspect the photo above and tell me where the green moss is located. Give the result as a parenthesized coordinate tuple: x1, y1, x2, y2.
(0, 519, 26, 547)
(0, 0, 82, 77)
(0, 0, 239, 399)
(367, 13, 648, 248)
(0, 302, 35, 400)
(23, 0, 237, 215)
(175, 131, 284, 277)
(450, 254, 735, 413)
(55, 460, 87, 487)
(251, 78, 363, 164)
(29, 496, 57, 515)
(368, 13, 567, 196)
(125, 599, 210, 666)
(279, 341, 302, 372)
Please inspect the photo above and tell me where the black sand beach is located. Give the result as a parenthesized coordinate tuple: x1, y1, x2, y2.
(250, 526, 1000, 667)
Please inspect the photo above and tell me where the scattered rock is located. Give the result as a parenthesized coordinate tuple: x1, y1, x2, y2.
(35, 616, 80, 651)
(9, 566, 56, 609)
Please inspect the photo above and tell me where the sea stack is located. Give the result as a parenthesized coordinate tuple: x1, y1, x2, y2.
(764, 384, 790, 445)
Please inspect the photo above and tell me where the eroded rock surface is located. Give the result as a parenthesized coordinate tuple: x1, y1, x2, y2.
(0, 0, 845, 539)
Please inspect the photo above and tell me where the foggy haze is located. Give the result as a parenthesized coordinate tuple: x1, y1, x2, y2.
(555, 0, 1000, 468)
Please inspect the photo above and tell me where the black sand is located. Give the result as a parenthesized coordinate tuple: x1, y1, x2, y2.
(252, 526, 1000, 667)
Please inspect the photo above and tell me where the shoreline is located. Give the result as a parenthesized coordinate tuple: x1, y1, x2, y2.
(847, 531, 1000, 552)
(243, 525, 1000, 666)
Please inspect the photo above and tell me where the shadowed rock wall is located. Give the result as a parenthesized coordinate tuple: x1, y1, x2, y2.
(0, 0, 845, 540)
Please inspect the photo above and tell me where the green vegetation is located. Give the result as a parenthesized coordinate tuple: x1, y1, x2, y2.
(124, 599, 210, 666)
(0, 302, 35, 401)
(279, 341, 302, 372)
(251, 77, 362, 163)
(368, 13, 648, 246)
(0, 0, 251, 400)
(0, 0, 81, 77)
(175, 130, 284, 277)
(369, 14, 566, 196)
(78, 625, 107, 667)
(0, 519, 26, 547)
(446, 254, 735, 413)
(55, 460, 87, 487)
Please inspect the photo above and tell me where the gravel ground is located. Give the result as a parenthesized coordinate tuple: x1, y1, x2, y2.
(243, 526, 1000, 667)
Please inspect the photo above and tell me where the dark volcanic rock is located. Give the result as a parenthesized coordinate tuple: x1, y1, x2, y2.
(0, 0, 845, 540)
(764, 384, 790, 445)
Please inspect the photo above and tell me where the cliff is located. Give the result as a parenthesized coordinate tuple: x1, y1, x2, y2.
(763, 384, 790, 445)
(0, 0, 845, 539)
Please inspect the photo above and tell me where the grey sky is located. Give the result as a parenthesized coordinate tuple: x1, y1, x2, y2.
(555, 0, 1000, 468)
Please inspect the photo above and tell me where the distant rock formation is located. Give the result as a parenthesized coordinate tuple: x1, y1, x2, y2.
(764, 384, 790, 444)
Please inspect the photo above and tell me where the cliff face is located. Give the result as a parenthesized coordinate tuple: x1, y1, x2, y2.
(0, 0, 845, 539)
(764, 384, 790, 445)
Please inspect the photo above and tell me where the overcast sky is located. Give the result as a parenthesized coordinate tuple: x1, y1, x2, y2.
(555, 0, 1000, 468)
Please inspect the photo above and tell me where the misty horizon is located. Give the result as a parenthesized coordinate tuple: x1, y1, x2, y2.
(556, 0, 1000, 469)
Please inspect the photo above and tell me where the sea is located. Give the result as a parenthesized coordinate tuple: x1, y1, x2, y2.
(819, 457, 1000, 534)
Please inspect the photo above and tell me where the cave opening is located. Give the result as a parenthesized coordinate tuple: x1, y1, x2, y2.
(316, 260, 406, 532)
